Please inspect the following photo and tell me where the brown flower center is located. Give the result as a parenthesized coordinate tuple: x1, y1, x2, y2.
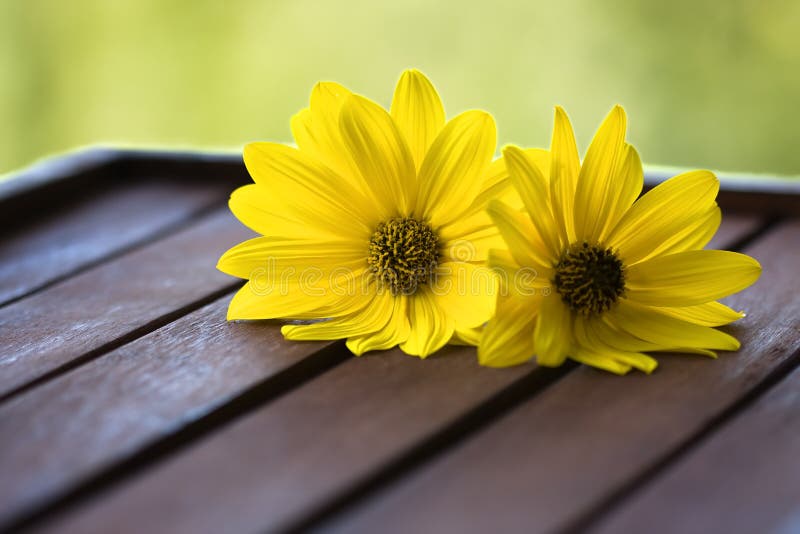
(368, 217, 440, 295)
(554, 242, 625, 315)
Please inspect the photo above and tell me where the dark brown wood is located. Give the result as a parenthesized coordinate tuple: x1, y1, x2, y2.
(0, 208, 252, 400)
(0, 179, 229, 306)
(320, 220, 800, 534)
(589, 364, 800, 534)
(35, 347, 533, 534)
(32, 217, 764, 534)
(0, 148, 246, 307)
(0, 298, 340, 529)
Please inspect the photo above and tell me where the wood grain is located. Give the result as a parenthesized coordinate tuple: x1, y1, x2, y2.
(37, 347, 535, 534)
(321, 219, 800, 534)
(0, 298, 339, 529)
(0, 208, 252, 400)
(34, 218, 764, 534)
(0, 178, 229, 306)
(589, 364, 800, 534)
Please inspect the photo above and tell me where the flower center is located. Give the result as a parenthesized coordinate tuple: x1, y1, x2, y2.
(368, 217, 440, 295)
(553, 242, 625, 315)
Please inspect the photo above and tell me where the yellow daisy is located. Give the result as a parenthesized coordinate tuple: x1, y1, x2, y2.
(217, 70, 502, 357)
(479, 105, 762, 374)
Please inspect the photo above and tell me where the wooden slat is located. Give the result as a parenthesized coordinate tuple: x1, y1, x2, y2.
(0, 179, 229, 306)
(590, 364, 800, 534)
(320, 219, 800, 534)
(37, 348, 534, 534)
(33, 218, 765, 534)
(0, 208, 252, 400)
(0, 298, 340, 529)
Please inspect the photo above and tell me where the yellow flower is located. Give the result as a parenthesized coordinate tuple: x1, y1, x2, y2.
(479, 105, 762, 374)
(217, 70, 502, 357)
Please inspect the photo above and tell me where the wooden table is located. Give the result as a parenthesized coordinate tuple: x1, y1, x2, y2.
(1, 149, 798, 534)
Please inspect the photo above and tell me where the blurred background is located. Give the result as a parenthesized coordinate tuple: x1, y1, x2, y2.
(2, 0, 799, 176)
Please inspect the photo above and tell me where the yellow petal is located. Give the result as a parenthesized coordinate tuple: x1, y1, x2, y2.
(432, 262, 498, 329)
(216, 235, 365, 280)
(571, 348, 633, 375)
(607, 170, 719, 265)
(471, 156, 511, 212)
(573, 105, 628, 244)
(399, 288, 455, 358)
(593, 314, 716, 357)
(228, 184, 369, 241)
(452, 326, 482, 346)
(625, 250, 762, 306)
(652, 301, 745, 327)
(242, 143, 376, 235)
(534, 295, 572, 367)
(549, 106, 580, 244)
(226, 280, 360, 321)
(290, 82, 363, 187)
(487, 199, 553, 269)
(656, 205, 721, 257)
(417, 110, 496, 227)
(390, 69, 446, 170)
(478, 294, 537, 367)
(439, 219, 503, 263)
(612, 299, 741, 351)
(573, 316, 657, 373)
(339, 94, 417, 217)
(283, 289, 392, 341)
(503, 145, 562, 259)
(345, 294, 412, 354)
(601, 143, 644, 238)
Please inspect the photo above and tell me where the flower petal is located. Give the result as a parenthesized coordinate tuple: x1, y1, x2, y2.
(390, 69, 446, 170)
(439, 220, 504, 263)
(228, 184, 370, 241)
(345, 294, 412, 354)
(242, 143, 375, 235)
(549, 106, 580, 244)
(573, 316, 657, 374)
(487, 199, 553, 269)
(611, 299, 741, 351)
(607, 170, 720, 264)
(417, 110, 497, 227)
(478, 295, 537, 367)
(339, 94, 417, 217)
(625, 250, 762, 306)
(573, 105, 628, 244)
(399, 288, 455, 357)
(283, 289, 393, 341)
(652, 301, 745, 327)
(432, 262, 497, 329)
(503, 145, 562, 259)
(534, 295, 572, 367)
(601, 143, 644, 238)
(572, 348, 633, 375)
(226, 280, 363, 321)
(216, 235, 365, 280)
(290, 82, 363, 186)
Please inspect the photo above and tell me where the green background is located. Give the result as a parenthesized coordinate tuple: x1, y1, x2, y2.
(3, 0, 799, 176)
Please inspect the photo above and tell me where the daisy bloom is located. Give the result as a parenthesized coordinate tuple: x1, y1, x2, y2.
(479, 105, 762, 374)
(217, 70, 502, 357)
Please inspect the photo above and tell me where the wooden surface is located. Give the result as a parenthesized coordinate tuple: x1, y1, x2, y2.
(0, 149, 797, 534)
